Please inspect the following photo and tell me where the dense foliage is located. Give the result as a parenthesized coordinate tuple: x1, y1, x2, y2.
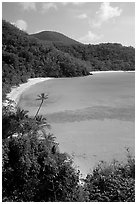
(53, 43, 135, 72)
(2, 103, 80, 202)
(83, 153, 135, 202)
(2, 20, 89, 99)
(2, 102, 135, 202)
(32, 31, 135, 72)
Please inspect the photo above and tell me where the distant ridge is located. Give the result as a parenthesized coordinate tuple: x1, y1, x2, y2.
(31, 31, 81, 45)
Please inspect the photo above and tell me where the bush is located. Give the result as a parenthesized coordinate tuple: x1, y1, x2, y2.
(2, 106, 80, 202)
(83, 151, 135, 202)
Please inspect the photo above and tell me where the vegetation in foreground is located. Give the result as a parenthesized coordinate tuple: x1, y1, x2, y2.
(2, 99, 135, 202)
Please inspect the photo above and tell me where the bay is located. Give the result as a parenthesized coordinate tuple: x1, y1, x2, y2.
(18, 72, 135, 177)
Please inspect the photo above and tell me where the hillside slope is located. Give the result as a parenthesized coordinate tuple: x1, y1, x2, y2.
(32, 31, 135, 72)
(31, 31, 80, 45)
(2, 20, 89, 99)
(53, 43, 135, 72)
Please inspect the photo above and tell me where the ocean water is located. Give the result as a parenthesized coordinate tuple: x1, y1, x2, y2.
(18, 72, 135, 177)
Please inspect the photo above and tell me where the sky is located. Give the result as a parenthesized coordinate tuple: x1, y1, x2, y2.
(2, 1, 135, 47)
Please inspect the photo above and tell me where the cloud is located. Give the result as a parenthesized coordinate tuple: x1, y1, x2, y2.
(19, 2, 36, 11)
(77, 13, 88, 19)
(92, 2, 122, 27)
(42, 3, 57, 13)
(79, 31, 103, 44)
(14, 20, 28, 31)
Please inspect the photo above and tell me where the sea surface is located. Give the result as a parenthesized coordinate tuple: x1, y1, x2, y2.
(18, 72, 135, 177)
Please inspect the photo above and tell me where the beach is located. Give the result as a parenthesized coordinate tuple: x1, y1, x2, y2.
(5, 71, 135, 105)
(5, 77, 52, 105)
(90, 70, 135, 74)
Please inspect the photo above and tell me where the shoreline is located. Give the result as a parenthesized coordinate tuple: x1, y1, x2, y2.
(5, 77, 53, 106)
(4, 70, 135, 107)
(90, 70, 135, 74)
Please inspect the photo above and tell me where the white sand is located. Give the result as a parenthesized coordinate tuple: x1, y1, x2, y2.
(90, 70, 135, 74)
(5, 77, 52, 106)
(4, 70, 134, 106)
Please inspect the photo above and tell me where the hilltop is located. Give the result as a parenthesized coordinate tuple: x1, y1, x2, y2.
(31, 31, 80, 45)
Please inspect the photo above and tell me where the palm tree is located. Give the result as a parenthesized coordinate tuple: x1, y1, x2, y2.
(34, 93, 48, 118)
(15, 107, 29, 121)
(35, 115, 51, 129)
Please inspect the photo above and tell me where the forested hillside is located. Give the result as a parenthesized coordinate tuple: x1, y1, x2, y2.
(53, 43, 135, 71)
(2, 20, 89, 99)
(33, 31, 135, 72)
(2, 20, 135, 100)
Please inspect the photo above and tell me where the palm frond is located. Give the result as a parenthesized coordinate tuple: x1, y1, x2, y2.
(36, 94, 48, 101)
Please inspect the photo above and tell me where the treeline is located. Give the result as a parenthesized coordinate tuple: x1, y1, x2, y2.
(2, 102, 135, 202)
(2, 20, 89, 99)
(53, 42, 135, 72)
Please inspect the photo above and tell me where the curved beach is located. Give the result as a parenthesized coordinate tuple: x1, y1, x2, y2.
(5, 77, 53, 105)
(5, 70, 135, 106)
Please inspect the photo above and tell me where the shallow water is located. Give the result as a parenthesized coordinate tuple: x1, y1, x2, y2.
(18, 72, 135, 176)
(51, 119, 134, 177)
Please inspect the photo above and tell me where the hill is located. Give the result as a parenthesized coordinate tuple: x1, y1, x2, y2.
(53, 43, 135, 72)
(32, 31, 135, 72)
(2, 20, 89, 99)
(31, 31, 80, 45)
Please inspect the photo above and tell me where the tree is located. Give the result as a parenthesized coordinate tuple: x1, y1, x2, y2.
(83, 152, 135, 202)
(2, 101, 81, 202)
(2, 126, 81, 202)
(34, 93, 48, 118)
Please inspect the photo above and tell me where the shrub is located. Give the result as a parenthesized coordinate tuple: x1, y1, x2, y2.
(84, 152, 135, 202)
(2, 106, 80, 202)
